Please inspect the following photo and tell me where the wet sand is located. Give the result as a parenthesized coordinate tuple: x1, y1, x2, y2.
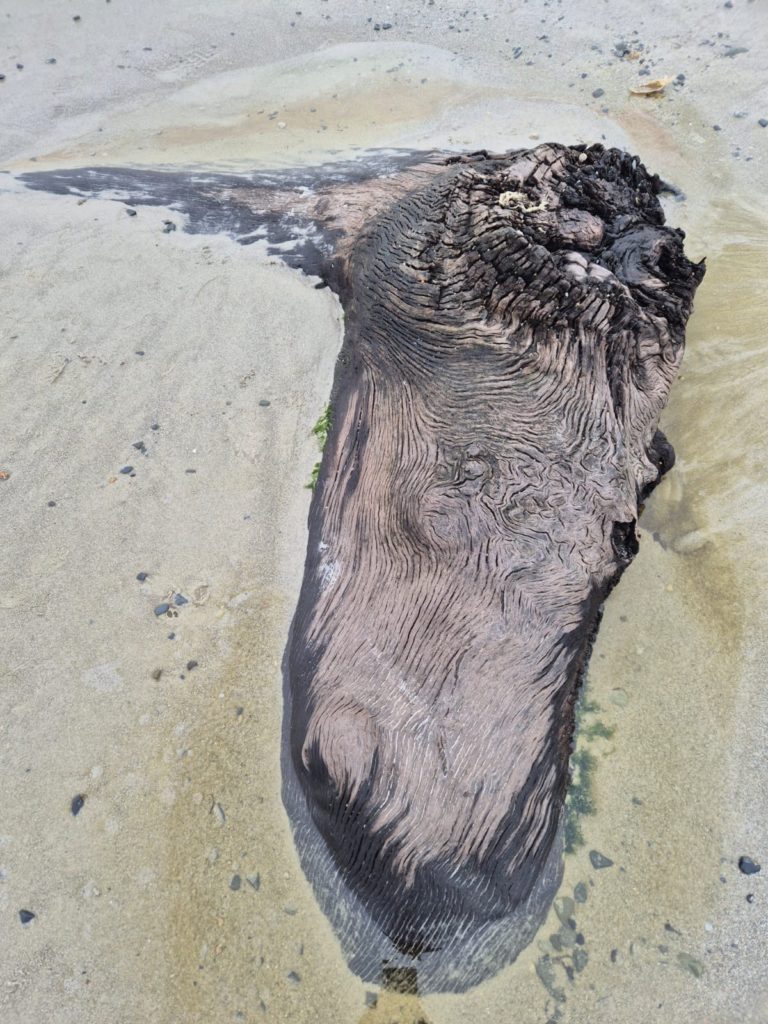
(1, 2, 767, 1022)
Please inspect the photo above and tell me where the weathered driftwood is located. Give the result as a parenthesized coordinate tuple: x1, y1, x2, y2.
(22, 145, 704, 990)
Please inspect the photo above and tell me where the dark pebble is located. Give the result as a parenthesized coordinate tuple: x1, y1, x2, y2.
(162, 220, 176, 233)
(759, 119, 768, 128)
(724, 0, 733, 6)
(0, 74, 5, 82)
(713, 124, 722, 132)
(119, 465, 133, 474)
(150, 423, 160, 431)
(185, 468, 197, 474)
(572, 947, 589, 972)
(747, 893, 755, 903)
(135, 350, 145, 356)
(73, 14, 81, 20)
(589, 849, 614, 869)
(71, 794, 86, 816)
(16, 63, 24, 70)
(167, 632, 176, 640)
(287, 971, 301, 984)
(47, 500, 56, 507)
(738, 856, 761, 875)
(173, 593, 188, 606)
(132, 441, 146, 451)
(610, 948, 619, 963)
(258, 399, 271, 407)
(186, 660, 198, 671)
(722, 45, 748, 58)
(592, 88, 605, 98)
(154, 603, 170, 616)
(151, 668, 163, 681)
(136, 571, 149, 581)
(45, 58, 57, 64)
(126, 208, 137, 217)
(574, 881, 588, 903)
(19, 909, 35, 924)
(229, 874, 242, 891)
(246, 873, 261, 890)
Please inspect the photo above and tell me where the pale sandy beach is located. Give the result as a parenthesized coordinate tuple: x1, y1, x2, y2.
(1, 2, 767, 1023)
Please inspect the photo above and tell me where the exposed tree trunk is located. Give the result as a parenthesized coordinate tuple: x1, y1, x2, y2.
(284, 143, 704, 988)
(21, 144, 704, 991)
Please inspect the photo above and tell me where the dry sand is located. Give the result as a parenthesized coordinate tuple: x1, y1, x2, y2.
(1, 2, 767, 1023)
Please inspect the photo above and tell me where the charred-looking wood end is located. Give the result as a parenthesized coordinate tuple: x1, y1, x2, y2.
(284, 144, 704, 986)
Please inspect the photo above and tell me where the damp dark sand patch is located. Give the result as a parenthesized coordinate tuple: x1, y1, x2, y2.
(159, 594, 368, 1024)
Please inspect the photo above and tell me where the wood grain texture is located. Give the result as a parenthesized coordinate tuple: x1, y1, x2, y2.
(21, 144, 704, 990)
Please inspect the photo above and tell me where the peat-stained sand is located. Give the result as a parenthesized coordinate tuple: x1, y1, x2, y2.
(1, 2, 767, 1023)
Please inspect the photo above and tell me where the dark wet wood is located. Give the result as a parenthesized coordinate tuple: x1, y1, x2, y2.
(21, 145, 704, 988)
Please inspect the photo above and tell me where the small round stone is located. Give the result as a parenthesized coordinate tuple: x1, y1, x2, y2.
(573, 881, 588, 903)
(589, 849, 614, 869)
(738, 856, 761, 875)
